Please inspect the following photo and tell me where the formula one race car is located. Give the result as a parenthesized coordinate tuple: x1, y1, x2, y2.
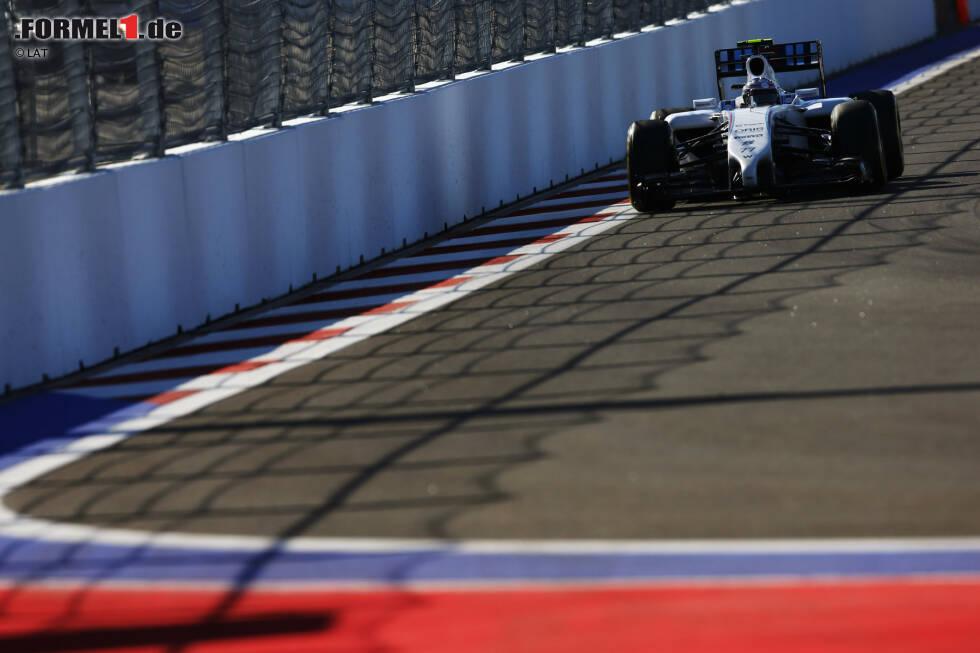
(627, 39, 904, 212)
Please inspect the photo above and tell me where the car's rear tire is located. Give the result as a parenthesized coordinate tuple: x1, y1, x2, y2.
(627, 120, 677, 213)
(831, 100, 887, 191)
(652, 107, 691, 122)
(851, 90, 904, 179)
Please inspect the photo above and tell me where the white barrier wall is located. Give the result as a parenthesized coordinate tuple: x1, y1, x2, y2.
(0, 0, 938, 390)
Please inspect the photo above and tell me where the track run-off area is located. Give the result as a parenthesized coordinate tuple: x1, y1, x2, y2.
(1, 29, 980, 653)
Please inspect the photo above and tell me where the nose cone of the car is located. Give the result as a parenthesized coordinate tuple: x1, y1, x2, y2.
(727, 108, 774, 189)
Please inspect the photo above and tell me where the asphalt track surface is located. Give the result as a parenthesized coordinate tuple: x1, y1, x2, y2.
(7, 55, 979, 544)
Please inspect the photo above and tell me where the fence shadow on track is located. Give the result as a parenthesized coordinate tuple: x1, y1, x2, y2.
(1, 60, 979, 650)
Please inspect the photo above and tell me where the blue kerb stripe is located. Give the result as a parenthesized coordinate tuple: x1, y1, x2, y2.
(1, 537, 979, 584)
(0, 392, 157, 473)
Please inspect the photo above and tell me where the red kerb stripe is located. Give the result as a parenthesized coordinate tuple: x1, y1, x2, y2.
(143, 390, 198, 405)
(3, 580, 978, 653)
(430, 276, 472, 288)
(213, 361, 274, 375)
(482, 255, 520, 266)
(532, 234, 568, 245)
(287, 328, 350, 343)
(362, 301, 414, 315)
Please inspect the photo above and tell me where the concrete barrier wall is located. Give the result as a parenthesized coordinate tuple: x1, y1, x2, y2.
(0, 0, 938, 390)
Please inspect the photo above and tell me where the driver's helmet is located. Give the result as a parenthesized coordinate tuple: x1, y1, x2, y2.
(742, 77, 781, 107)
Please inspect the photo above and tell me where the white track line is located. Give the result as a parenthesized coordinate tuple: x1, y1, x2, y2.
(886, 42, 980, 95)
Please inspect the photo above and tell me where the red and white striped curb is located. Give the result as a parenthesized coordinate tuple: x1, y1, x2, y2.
(57, 174, 631, 411)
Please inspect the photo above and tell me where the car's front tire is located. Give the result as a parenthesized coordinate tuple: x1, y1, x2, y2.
(851, 90, 904, 179)
(627, 120, 677, 213)
(831, 100, 887, 191)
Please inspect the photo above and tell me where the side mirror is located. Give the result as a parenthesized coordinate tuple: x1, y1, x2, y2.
(795, 88, 820, 101)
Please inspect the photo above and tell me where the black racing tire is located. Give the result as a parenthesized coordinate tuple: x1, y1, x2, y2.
(851, 90, 904, 179)
(652, 107, 692, 122)
(627, 119, 677, 214)
(831, 100, 887, 191)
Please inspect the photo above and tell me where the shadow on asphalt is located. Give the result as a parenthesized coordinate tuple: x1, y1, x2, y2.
(0, 611, 333, 653)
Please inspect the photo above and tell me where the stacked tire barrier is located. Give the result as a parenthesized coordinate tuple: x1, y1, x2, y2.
(0, 0, 720, 187)
(0, 0, 940, 392)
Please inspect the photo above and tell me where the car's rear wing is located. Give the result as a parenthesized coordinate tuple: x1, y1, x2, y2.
(715, 39, 826, 100)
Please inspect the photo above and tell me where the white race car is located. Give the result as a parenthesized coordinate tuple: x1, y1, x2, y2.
(627, 39, 904, 212)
